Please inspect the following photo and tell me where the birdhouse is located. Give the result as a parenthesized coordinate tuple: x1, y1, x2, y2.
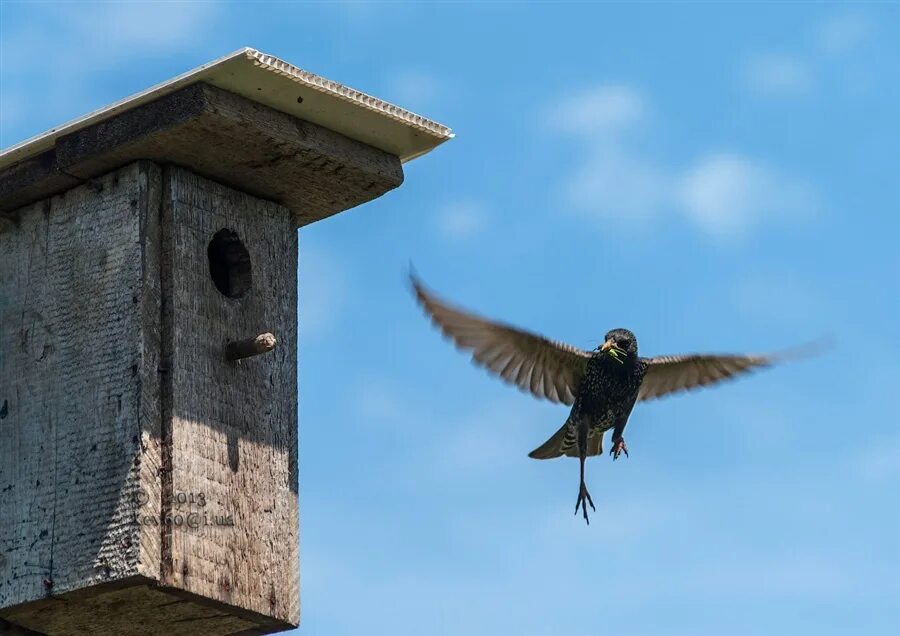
(0, 48, 451, 635)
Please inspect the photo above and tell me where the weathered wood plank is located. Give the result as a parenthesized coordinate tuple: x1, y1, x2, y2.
(0, 577, 283, 635)
(136, 162, 164, 585)
(0, 152, 80, 221)
(0, 162, 159, 606)
(162, 166, 299, 625)
(1, 161, 299, 634)
(0, 82, 404, 227)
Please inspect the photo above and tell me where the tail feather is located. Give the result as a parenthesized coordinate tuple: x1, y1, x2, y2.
(528, 423, 603, 459)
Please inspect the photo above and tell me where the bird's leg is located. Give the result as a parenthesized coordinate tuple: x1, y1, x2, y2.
(574, 453, 595, 525)
(610, 437, 629, 460)
(610, 419, 629, 461)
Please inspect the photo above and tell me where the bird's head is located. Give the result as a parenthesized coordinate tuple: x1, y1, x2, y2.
(599, 328, 638, 361)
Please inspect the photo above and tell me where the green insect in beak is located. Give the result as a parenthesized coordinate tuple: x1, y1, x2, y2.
(601, 340, 625, 364)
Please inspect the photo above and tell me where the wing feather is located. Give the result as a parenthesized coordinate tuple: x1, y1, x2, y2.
(638, 353, 772, 401)
(412, 276, 591, 405)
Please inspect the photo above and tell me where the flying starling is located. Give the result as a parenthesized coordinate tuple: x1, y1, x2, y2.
(411, 275, 814, 525)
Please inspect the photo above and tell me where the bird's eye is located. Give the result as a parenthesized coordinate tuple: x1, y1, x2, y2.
(619, 340, 631, 348)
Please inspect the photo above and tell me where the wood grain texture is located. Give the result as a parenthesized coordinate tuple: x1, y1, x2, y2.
(0, 152, 80, 222)
(0, 162, 159, 609)
(0, 82, 404, 227)
(0, 617, 45, 634)
(1, 577, 286, 635)
(1, 162, 299, 633)
(224, 333, 277, 361)
(136, 163, 164, 585)
(162, 166, 299, 626)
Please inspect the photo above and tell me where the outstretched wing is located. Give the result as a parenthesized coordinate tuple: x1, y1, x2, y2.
(637, 353, 772, 401)
(412, 276, 591, 405)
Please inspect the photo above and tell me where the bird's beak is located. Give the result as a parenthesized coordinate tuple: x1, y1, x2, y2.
(601, 339, 625, 364)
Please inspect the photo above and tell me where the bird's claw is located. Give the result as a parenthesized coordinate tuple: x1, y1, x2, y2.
(610, 438, 629, 461)
(574, 483, 595, 525)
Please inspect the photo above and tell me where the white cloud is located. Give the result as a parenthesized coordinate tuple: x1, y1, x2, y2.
(550, 85, 818, 242)
(81, 2, 217, 50)
(564, 146, 670, 226)
(551, 84, 665, 230)
(816, 13, 873, 55)
(677, 153, 818, 240)
(549, 85, 648, 137)
(435, 200, 487, 240)
(1, 2, 220, 145)
(742, 53, 814, 97)
(2, 3, 218, 75)
(739, 13, 873, 102)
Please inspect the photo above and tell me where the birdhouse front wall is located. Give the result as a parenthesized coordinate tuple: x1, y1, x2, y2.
(162, 165, 298, 623)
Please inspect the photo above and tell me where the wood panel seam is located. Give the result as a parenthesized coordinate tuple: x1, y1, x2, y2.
(158, 165, 175, 585)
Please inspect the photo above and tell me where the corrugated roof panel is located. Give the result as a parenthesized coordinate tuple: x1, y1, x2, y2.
(0, 47, 453, 169)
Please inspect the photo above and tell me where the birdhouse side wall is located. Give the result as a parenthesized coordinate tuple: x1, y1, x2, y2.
(0, 161, 164, 609)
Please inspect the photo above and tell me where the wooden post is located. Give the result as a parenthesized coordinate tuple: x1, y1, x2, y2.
(0, 49, 451, 635)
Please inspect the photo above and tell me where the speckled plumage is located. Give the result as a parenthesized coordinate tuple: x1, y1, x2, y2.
(534, 333, 646, 460)
(411, 276, 804, 524)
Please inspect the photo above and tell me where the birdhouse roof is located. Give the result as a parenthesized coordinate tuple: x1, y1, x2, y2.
(0, 47, 453, 170)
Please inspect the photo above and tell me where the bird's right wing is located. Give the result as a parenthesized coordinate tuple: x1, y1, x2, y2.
(637, 353, 773, 401)
(637, 338, 829, 402)
(412, 276, 591, 405)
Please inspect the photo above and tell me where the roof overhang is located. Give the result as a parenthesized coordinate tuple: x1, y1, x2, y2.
(0, 47, 453, 171)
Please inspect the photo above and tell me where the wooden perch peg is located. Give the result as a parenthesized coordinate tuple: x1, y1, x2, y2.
(225, 332, 277, 361)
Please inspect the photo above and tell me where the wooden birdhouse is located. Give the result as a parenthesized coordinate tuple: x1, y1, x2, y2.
(0, 48, 451, 635)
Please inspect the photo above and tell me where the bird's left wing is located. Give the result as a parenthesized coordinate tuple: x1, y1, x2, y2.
(412, 277, 591, 405)
(637, 353, 772, 402)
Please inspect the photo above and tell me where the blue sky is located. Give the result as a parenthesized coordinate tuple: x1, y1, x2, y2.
(3, 2, 899, 634)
